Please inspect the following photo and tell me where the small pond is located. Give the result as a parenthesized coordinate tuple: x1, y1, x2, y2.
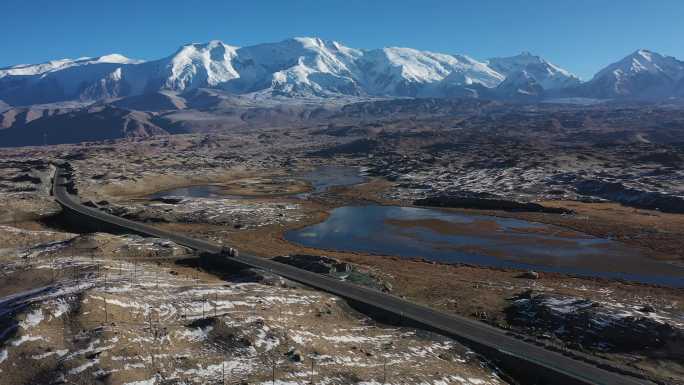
(285, 205, 684, 287)
(147, 185, 245, 200)
(147, 166, 366, 200)
(296, 166, 366, 197)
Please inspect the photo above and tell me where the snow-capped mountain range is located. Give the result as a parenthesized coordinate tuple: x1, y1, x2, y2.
(1, 37, 682, 106)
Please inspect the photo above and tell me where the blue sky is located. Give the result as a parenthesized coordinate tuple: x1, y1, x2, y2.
(2, 0, 682, 80)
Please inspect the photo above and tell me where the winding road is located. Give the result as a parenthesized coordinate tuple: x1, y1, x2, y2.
(53, 166, 650, 385)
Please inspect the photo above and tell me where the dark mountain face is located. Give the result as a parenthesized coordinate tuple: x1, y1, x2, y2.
(0, 106, 168, 147)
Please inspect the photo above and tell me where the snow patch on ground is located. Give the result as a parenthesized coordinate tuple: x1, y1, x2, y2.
(68, 358, 100, 374)
(176, 326, 213, 342)
(19, 309, 44, 329)
(11, 334, 44, 346)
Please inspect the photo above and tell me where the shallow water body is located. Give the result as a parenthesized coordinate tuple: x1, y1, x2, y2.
(295, 166, 366, 197)
(147, 185, 245, 199)
(286, 205, 684, 287)
(147, 166, 366, 200)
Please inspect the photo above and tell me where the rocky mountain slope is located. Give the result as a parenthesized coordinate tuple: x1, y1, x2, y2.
(489, 52, 581, 92)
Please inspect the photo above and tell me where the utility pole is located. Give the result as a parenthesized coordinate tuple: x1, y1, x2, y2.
(380, 341, 393, 385)
(51, 257, 56, 283)
(383, 357, 387, 385)
(272, 358, 276, 385)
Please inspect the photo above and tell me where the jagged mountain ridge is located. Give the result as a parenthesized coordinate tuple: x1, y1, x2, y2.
(2, 39, 683, 106)
(0, 37, 575, 105)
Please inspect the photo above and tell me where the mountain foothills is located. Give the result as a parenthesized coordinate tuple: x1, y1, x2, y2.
(2, 37, 683, 106)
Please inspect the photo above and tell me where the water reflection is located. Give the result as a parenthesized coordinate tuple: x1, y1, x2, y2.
(286, 205, 684, 287)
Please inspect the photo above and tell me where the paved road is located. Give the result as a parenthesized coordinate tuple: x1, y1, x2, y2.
(53, 167, 649, 385)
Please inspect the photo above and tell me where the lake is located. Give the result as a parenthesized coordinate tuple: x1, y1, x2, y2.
(285, 205, 684, 287)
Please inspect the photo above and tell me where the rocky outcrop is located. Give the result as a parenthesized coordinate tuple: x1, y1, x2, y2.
(273, 254, 352, 275)
(273, 255, 390, 292)
(505, 291, 683, 354)
(575, 179, 684, 213)
(414, 192, 573, 214)
(307, 138, 379, 157)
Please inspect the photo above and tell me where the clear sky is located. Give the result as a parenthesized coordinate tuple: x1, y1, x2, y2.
(2, 0, 682, 80)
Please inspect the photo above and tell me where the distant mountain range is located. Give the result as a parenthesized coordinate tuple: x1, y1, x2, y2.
(2, 38, 684, 147)
(2, 37, 683, 107)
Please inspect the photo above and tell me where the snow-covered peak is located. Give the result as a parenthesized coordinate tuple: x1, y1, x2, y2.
(290, 36, 332, 49)
(495, 69, 544, 98)
(577, 49, 684, 99)
(0, 54, 140, 78)
(635, 48, 654, 59)
(489, 52, 573, 77)
(359, 47, 503, 96)
(488, 52, 580, 90)
(170, 40, 240, 60)
(289, 37, 364, 64)
(160, 40, 240, 91)
(229, 37, 364, 95)
(0, 59, 73, 77)
(379, 47, 457, 82)
(0, 56, 134, 78)
(93, 54, 139, 64)
(239, 37, 362, 69)
(175, 40, 239, 52)
(594, 49, 684, 80)
(445, 54, 505, 87)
